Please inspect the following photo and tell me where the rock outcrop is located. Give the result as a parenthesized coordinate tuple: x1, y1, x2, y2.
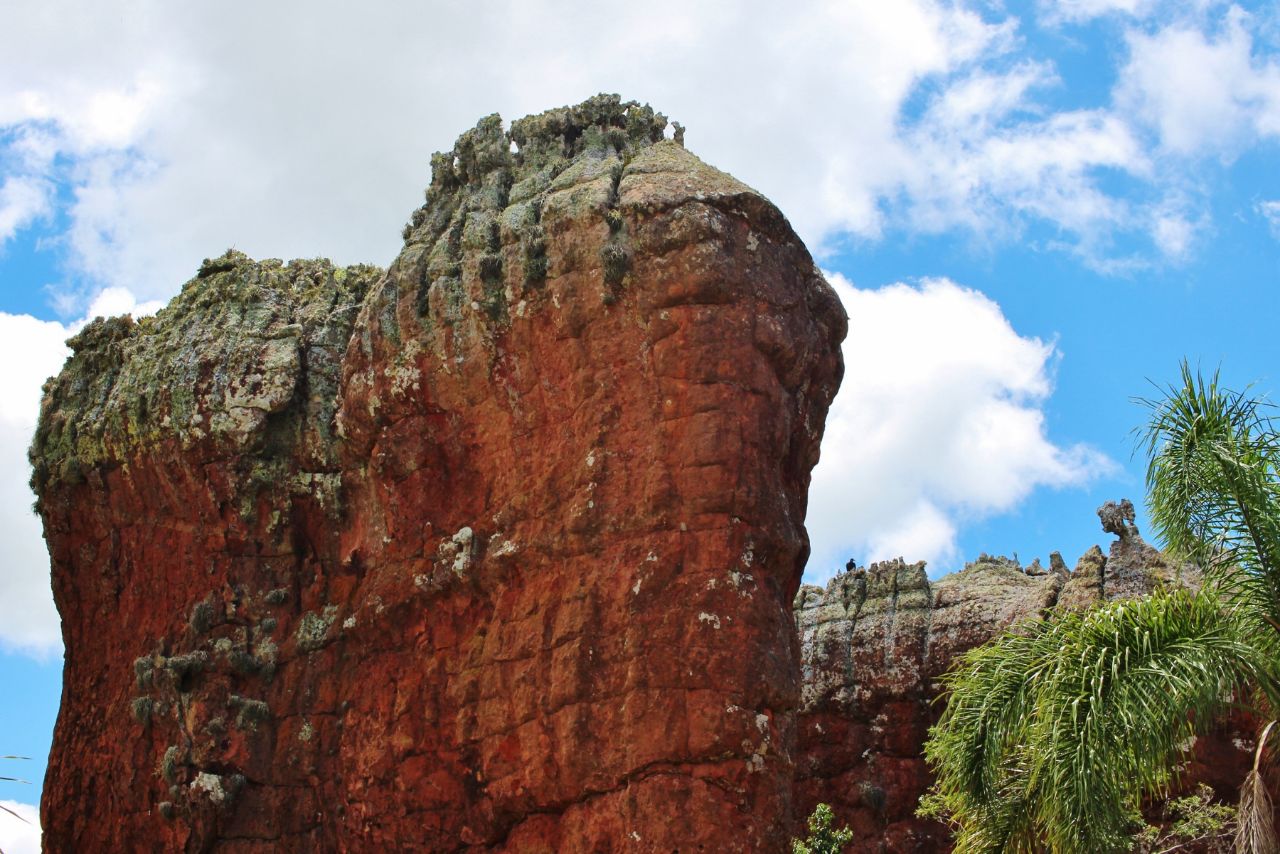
(32, 95, 846, 852)
(792, 503, 1246, 853)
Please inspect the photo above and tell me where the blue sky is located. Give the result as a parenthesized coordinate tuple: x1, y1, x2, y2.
(1, 0, 1278, 842)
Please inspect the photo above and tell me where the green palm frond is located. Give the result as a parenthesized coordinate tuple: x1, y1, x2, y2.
(1033, 592, 1273, 851)
(928, 589, 1277, 853)
(926, 364, 1280, 852)
(1138, 362, 1280, 625)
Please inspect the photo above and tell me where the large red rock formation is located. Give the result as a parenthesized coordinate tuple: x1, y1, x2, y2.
(32, 95, 846, 852)
(792, 502, 1251, 853)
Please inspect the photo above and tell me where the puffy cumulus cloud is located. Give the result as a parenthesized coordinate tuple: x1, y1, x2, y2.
(0, 313, 74, 657)
(1116, 6, 1280, 158)
(894, 65, 1150, 254)
(805, 274, 1111, 581)
(0, 0, 1228, 310)
(0, 289, 161, 658)
(0, 0, 1013, 304)
(0, 801, 40, 854)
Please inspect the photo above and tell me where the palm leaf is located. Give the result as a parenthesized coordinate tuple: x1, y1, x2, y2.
(928, 589, 1276, 853)
(1138, 362, 1280, 627)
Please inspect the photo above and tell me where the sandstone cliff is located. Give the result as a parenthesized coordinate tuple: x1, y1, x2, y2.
(32, 95, 846, 852)
(792, 502, 1250, 853)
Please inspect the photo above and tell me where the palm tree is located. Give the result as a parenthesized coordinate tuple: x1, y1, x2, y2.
(921, 363, 1280, 853)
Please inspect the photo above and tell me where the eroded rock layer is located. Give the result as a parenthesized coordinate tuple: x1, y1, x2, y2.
(792, 504, 1250, 853)
(33, 95, 846, 852)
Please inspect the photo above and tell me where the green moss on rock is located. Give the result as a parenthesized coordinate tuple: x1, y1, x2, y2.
(601, 243, 630, 287)
(189, 600, 215, 635)
(29, 253, 382, 496)
(134, 656, 155, 690)
(130, 696, 155, 728)
(394, 94, 682, 334)
(228, 694, 270, 731)
(160, 745, 183, 783)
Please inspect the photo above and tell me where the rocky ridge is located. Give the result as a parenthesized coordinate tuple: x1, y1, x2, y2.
(30, 93, 1246, 854)
(32, 95, 846, 852)
(791, 501, 1249, 852)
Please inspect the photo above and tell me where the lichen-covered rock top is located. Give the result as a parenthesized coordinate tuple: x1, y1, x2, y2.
(339, 94, 825, 457)
(404, 95, 750, 244)
(31, 253, 381, 490)
(396, 93, 764, 315)
(34, 96, 846, 853)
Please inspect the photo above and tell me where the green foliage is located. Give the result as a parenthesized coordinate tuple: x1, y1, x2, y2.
(228, 694, 270, 731)
(921, 782, 1238, 853)
(130, 696, 155, 727)
(923, 589, 1273, 852)
(134, 655, 155, 690)
(1132, 784, 1237, 853)
(922, 364, 1280, 853)
(600, 243, 629, 286)
(189, 600, 215, 635)
(160, 745, 182, 783)
(792, 803, 853, 854)
(605, 208, 624, 233)
(1139, 362, 1280, 631)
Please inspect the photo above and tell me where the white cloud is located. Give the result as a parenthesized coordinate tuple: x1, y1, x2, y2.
(1039, 0, 1224, 25)
(862, 501, 959, 571)
(0, 125, 60, 247)
(1116, 6, 1280, 157)
(1151, 207, 1198, 259)
(1259, 199, 1280, 236)
(0, 289, 161, 658)
(805, 274, 1111, 580)
(0, 313, 72, 657)
(0, 801, 40, 854)
(1041, 0, 1156, 25)
(0, 1, 1269, 620)
(899, 96, 1148, 249)
(0, 176, 51, 244)
(0, 0, 1235, 310)
(82, 287, 164, 321)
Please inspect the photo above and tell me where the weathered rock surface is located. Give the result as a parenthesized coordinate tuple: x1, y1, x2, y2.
(792, 502, 1240, 853)
(33, 95, 846, 852)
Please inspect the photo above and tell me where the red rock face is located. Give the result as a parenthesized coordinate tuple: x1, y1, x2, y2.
(32, 96, 846, 852)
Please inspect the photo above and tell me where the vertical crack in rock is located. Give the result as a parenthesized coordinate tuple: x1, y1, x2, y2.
(33, 95, 846, 852)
